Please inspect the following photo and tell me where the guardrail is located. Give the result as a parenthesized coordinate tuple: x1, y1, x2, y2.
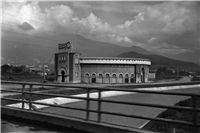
(1, 80, 200, 133)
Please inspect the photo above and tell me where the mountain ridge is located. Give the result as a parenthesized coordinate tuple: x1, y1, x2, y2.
(1, 32, 199, 70)
(118, 51, 200, 70)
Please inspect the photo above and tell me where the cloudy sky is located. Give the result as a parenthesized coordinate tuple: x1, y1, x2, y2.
(1, 0, 200, 56)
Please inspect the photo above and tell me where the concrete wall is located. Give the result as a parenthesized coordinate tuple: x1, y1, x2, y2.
(2, 107, 153, 133)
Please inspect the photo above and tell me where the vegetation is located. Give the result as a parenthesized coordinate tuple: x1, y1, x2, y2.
(191, 76, 200, 81)
(1, 64, 54, 83)
(146, 98, 200, 133)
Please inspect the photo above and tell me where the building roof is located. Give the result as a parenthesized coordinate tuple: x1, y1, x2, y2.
(80, 57, 151, 65)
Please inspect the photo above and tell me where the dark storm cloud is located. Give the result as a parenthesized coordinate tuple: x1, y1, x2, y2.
(18, 22, 34, 31)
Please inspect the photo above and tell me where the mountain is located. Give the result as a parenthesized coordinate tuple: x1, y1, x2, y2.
(162, 51, 200, 66)
(1, 31, 199, 70)
(118, 51, 200, 70)
(1, 32, 150, 65)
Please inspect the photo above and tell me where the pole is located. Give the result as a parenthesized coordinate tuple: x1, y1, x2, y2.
(43, 65, 45, 81)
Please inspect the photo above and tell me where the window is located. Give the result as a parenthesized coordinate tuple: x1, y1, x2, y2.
(99, 74, 103, 78)
(112, 74, 117, 78)
(85, 73, 89, 77)
(106, 74, 110, 77)
(119, 74, 123, 78)
(91, 74, 96, 83)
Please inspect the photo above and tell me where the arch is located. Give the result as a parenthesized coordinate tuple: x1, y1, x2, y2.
(84, 73, 90, 83)
(118, 73, 123, 83)
(130, 74, 135, 83)
(85, 73, 90, 77)
(91, 73, 96, 83)
(104, 73, 110, 84)
(97, 73, 103, 83)
(111, 73, 117, 83)
(58, 67, 67, 75)
(58, 67, 67, 82)
(125, 74, 129, 83)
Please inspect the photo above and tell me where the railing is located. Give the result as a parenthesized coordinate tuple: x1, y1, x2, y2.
(1, 80, 200, 133)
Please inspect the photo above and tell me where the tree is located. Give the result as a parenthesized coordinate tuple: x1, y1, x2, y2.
(1, 64, 11, 73)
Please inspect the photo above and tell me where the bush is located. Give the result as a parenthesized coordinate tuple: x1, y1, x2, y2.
(191, 76, 200, 81)
(147, 98, 200, 133)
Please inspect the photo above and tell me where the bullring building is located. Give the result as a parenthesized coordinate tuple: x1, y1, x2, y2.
(54, 42, 151, 84)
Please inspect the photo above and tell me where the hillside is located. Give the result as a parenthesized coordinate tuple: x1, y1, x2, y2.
(118, 51, 200, 70)
(1, 33, 150, 65)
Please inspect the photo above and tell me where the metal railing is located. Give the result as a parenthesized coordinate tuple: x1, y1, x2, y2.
(1, 80, 200, 133)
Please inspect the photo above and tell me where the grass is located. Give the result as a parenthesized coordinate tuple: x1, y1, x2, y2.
(1, 73, 54, 83)
(145, 97, 200, 133)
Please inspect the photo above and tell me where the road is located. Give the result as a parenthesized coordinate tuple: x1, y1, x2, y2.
(41, 86, 200, 129)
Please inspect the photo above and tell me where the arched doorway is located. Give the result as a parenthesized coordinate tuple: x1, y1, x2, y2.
(118, 74, 123, 83)
(141, 68, 145, 83)
(130, 74, 135, 83)
(61, 70, 65, 82)
(111, 74, 117, 83)
(91, 74, 96, 83)
(104, 74, 110, 83)
(125, 74, 129, 83)
(98, 74, 103, 83)
(84, 73, 90, 83)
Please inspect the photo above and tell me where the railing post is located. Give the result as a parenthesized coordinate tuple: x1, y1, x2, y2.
(192, 96, 199, 133)
(97, 90, 102, 123)
(86, 89, 90, 120)
(21, 84, 25, 109)
(29, 85, 33, 111)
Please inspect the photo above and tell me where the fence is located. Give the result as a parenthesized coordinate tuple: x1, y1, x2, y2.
(1, 80, 200, 133)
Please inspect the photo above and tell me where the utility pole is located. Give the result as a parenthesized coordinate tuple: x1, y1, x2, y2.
(43, 65, 47, 81)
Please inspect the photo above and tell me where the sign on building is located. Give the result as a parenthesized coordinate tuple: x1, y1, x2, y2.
(59, 42, 72, 53)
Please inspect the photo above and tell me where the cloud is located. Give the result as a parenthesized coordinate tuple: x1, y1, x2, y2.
(18, 22, 34, 31)
(2, 1, 199, 55)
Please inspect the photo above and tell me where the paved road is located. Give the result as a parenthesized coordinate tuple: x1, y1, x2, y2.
(41, 87, 200, 129)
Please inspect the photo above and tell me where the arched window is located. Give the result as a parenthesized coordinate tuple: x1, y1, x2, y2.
(130, 74, 135, 83)
(99, 74, 103, 78)
(118, 74, 123, 83)
(84, 73, 90, 83)
(98, 73, 103, 83)
(104, 74, 110, 83)
(112, 74, 117, 78)
(85, 73, 90, 77)
(91, 73, 96, 83)
(106, 74, 110, 77)
(125, 74, 129, 83)
(111, 74, 117, 83)
(119, 74, 123, 78)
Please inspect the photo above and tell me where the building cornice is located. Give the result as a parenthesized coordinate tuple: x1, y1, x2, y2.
(80, 57, 151, 65)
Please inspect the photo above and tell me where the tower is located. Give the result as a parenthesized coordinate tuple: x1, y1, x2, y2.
(54, 42, 81, 83)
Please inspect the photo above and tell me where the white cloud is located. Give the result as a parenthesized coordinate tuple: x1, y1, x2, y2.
(2, 1, 198, 54)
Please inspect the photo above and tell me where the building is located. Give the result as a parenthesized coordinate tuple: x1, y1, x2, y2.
(54, 42, 151, 84)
